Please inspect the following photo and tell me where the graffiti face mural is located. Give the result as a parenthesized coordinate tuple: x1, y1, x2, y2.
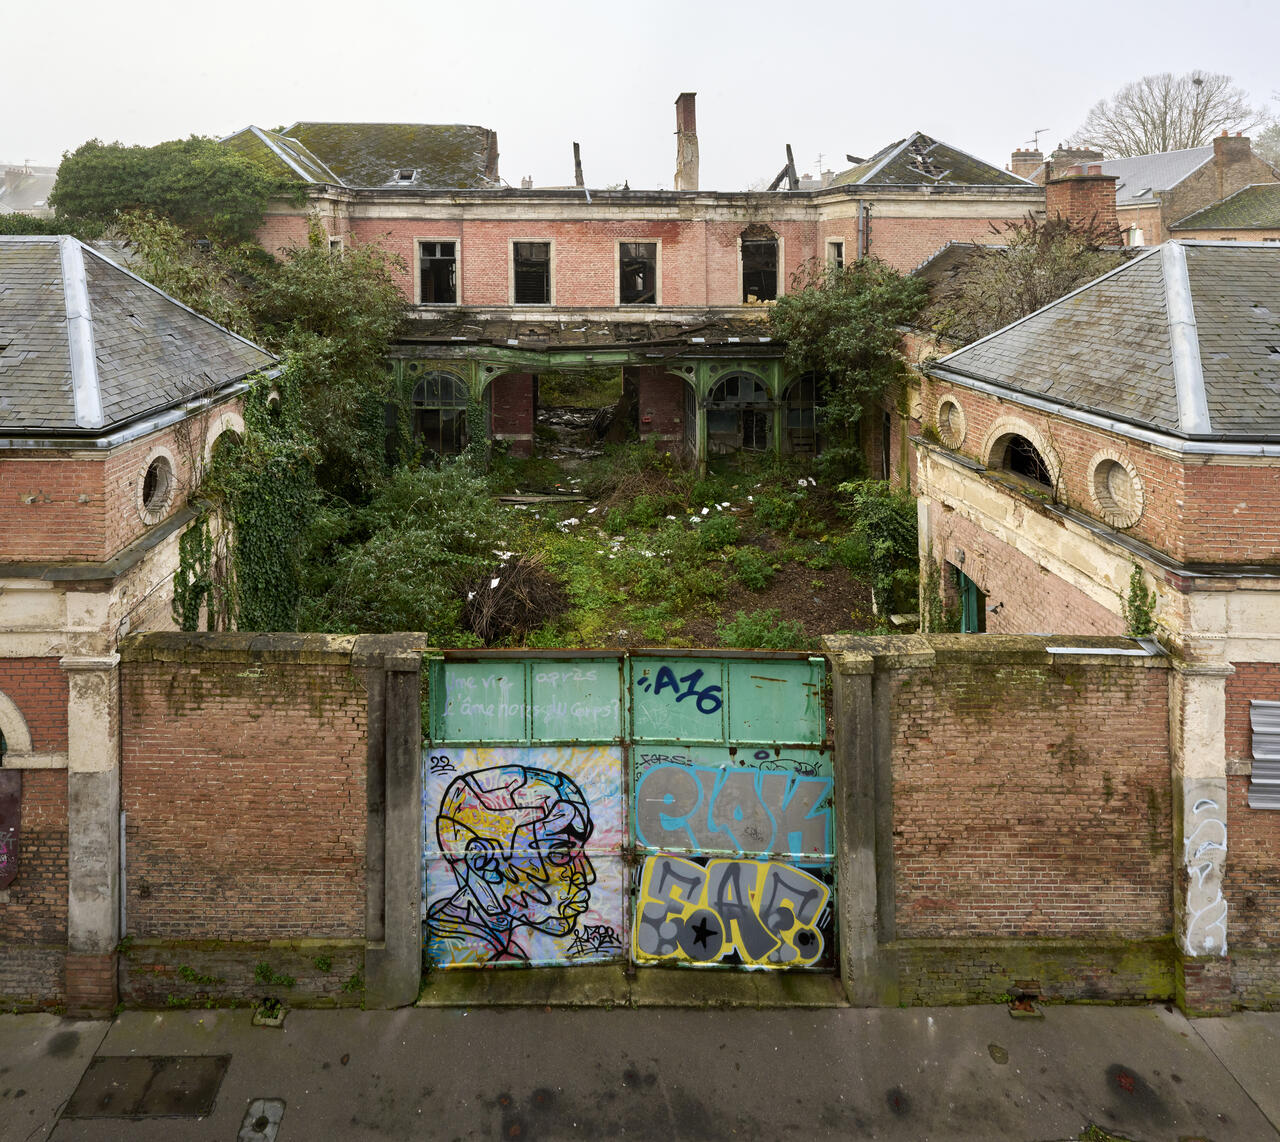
(430, 766, 595, 960)
(424, 746, 625, 968)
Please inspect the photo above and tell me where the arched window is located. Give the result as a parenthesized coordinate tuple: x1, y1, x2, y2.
(412, 372, 470, 455)
(707, 373, 771, 453)
(993, 433, 1052, 487)
(783, 374, 820, 454)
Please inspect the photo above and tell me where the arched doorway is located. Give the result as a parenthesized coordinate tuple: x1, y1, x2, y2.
(706, 372, 772, 455)
(783, 374, 820, 455)
(412, 371, 470, 455)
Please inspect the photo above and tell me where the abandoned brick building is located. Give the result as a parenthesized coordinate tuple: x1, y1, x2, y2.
(221, 97, 1042, 467)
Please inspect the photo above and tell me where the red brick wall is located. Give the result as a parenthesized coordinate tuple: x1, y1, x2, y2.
(1180, 463, 1280, 565)
(1, 769, 68, 945)
(101, 420, 203, 561)
(489, 372, 534, 457)
(924, 501, 1125, 636)
(868, 217, 1013, 274)
(1045, 174, 1119, 237)
(0, 455, 106, 561)
(1225, 663, 1280, 763)
(0, 658, 69, 752)
(1225, 775, 1280, 949)
(630, 367, 689, 445)
(922, 377, 1192, 562)
(891, 656, 1171, 937)
(254, 212, 313, 256)
(121, 654, 368, 942)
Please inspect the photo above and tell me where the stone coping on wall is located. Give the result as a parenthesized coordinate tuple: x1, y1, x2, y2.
(823, 633, 1171, 673)
(119, 631, 433, 668)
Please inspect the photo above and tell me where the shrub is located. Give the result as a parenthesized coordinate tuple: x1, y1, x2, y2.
(696, 513, 741, 551)
(838, 479, 918, 615)
(733, 546, 775, 591)
(717, 608, 809, 650)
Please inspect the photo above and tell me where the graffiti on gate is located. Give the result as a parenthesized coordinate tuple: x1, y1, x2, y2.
(423, 746, 624, 968)
(634, 754, 832, 858)
(634, 665, 723, 714)
(634, 855, 832, 967)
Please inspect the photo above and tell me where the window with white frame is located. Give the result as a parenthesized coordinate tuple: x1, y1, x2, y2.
(512, 241, 552, 304)
(419, 241, 458, 305)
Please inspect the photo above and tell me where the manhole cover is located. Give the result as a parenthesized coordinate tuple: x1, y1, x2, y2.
(62, 1055, 230, 1118)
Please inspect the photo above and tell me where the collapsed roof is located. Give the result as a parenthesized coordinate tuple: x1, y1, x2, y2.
(832, 132, 1032, 188)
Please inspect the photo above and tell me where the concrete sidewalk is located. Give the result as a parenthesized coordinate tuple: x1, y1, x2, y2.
(2, 1004, 1278, 1141)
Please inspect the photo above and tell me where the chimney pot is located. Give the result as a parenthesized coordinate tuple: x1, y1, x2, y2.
(1087, 163, 1102, 175)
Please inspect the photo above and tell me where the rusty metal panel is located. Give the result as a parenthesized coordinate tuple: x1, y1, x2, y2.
(0, 769, 18, 889)
(725, 658, 825, 744)
(630, 657, 727, 743)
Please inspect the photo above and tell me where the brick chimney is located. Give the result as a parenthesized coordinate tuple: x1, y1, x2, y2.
(1008, 147, 1043, 181)
(1212, 131, 1253, 200)
(1045, 163, 1120, 242)
(674, 92, 699, 192)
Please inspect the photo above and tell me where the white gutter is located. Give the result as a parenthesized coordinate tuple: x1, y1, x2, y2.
(1162, 241, 1211, 435)
(58, 236, 103, 430)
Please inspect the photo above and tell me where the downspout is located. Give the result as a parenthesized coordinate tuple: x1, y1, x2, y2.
(856, 199, 866, 259)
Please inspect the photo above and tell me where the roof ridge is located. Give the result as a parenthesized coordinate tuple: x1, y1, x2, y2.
(58, 236, 103, 430)
(1161, 242, 1210, 434)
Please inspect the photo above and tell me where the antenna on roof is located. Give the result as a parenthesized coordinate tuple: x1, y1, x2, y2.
(1026, 128, 1051, 151)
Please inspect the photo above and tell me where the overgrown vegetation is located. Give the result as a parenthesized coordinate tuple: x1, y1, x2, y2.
(925, 215, 1130, 347)
(51, 136, 296, 243)
(1122, 562, 1158, 638)
(771, 258, 926, 473)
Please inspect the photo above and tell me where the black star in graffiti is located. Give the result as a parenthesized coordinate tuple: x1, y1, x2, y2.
(691, 917, 718, 949)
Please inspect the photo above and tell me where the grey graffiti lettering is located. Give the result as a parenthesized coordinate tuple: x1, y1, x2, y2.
(706, 861, 777, 961)
(636, 856, 705, 956)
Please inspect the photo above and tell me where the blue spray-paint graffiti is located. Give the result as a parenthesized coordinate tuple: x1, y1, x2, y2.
(634, 758, 832, 857)
(634, 665, 723, 714)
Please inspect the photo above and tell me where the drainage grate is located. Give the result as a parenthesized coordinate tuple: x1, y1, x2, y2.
(238, 1097, 286, 1141)
(62, 1055, 230, 1118)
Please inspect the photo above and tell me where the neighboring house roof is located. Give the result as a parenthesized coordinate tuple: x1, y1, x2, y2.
(0, 164, 57, 216)
(0, 236, 275, 435)
(832, 133, 1032, 188)
(1172, 184, 1280, 231)
(931, 241, 1280, 441)
(220, 126, 342, 185)
(1095, 146, 1214, 206)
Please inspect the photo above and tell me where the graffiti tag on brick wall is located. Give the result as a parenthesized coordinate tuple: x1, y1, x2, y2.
(1183, 782, 1228, 956)
(423, 746, 625, 968)
(0, 770, 19, 890)
(634, 855, 831, 967)
(634, 761, 832, 857)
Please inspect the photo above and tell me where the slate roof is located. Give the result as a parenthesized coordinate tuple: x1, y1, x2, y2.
(931, 241, 1280, 440)
(1094, 146, 1214, 206)
(0, 236, 275, 435)
(832, 133, 1031, 188)
(0, 164, 57, 216)
(220, 126, 341, 184)
(1172, 184, 1280, 231)
(911, 242, 1007, 290)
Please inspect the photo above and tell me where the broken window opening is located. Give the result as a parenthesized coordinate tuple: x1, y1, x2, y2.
(412, 371, 470, 455)
(707, 373, 772, 454)
(513, 241, 551, 305)
(741, 238, 778, 302)
(419, 241, 457, 305)
(1000, 434, 1052, 487)
(827, 240, 844, 270)
(619, 242, 658, 304)
(784, 374, 820, 454)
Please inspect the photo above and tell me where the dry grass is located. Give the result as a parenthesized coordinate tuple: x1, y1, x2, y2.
(462, 553, 568, 644)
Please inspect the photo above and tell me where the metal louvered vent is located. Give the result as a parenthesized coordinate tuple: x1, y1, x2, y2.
(1248, 700, 1280, 810)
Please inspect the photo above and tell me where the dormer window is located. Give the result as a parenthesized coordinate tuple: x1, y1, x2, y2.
(395, 169, 417, 182)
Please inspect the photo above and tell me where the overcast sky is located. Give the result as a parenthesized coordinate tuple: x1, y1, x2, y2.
(6, 0, 1277, 190)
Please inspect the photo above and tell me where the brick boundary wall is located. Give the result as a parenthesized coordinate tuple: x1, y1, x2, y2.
(114, 633, 425, 1010)
(0, 659, 70, 751)
(827, 634, 1182, 1007)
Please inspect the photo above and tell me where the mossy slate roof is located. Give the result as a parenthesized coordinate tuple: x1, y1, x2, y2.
(832, 132, 1030, 188)
(1173, 184, 1280, 231)
(0, 236, 274, 434)
(932, 241, 1280, 440)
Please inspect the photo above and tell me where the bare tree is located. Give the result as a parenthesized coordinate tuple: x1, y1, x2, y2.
(1068, 71, 1265, 157)
(1256, 121, 1280, 169)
